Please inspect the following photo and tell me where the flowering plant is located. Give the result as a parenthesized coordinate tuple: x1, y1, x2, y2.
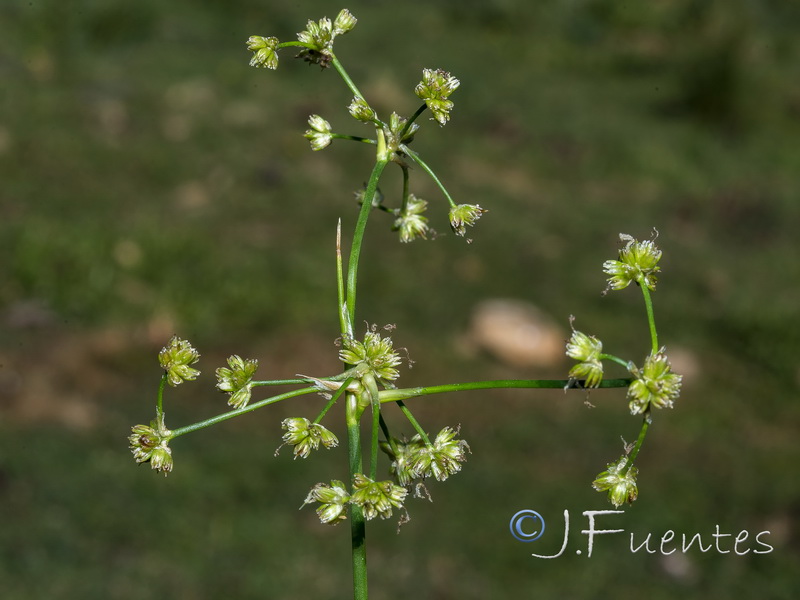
(129, 9, 681, 599)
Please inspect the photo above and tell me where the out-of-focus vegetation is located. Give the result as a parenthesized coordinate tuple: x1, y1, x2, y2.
(1, 1, 799, 598)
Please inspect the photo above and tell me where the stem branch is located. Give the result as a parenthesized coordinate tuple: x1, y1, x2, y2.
(170, 387, 317, 438)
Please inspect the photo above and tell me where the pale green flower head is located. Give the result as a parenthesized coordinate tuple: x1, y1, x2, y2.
(350, 474, 407, 520)
(246, 36, 279, 69)
(415, 68, 460, 125)
(216, 355, 258, 409)
(627, 350, 682, 415)
(296, 10, 357, 68)
(281, 417, 339, 459)
(302, 480, 351, 525)
(380, 435, 426, 486)
(382, 112, 419, 155)
(304, 114, 333, 151)
(149, 444, 174, 476)
(568, 359, 604, 389)
(333, 8, 357, 36)
(339, 328, 402, 384)
(394, 194, 430, 242)
(348, 96, 376, 123)
(158, 336, 200, 387)
(297, 16, 334, 50)
(410, 426, 470, 482)
(566, 328, 604, 388)
(449, 203, 487, 236)
(603, 233, 662, 292)
(129, 416, 173, 476)
(592, 456, 638, 507)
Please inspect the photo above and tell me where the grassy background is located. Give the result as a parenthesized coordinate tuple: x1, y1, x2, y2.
(2, 0, 799, 598)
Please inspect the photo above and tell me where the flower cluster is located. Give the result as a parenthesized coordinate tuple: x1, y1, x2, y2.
(246, 10, 356, 71)
(350, 474, 408, 520)
(603, 233, 662, 292)
(348, 96, 376, 123)
(129, 416, 173, 476)
(382, 112, 419, 156)
(296, 9, 357, 68)
(627, 350, 683, 415)
(304, 115, 333, 151)
(281, 417, 339, 459)
(339, 328, 402, 385)
(411, 426, 471, 482)
(415, 68, 460, 125)
(302, 480, 351, 525)
(246, 36, 279, 69)
(216, 355, 259, 409)
(381, 426, 470, 485)
(592, 456, 639, 507)
(565, 327, 604, 388)
(448, 203, 487, 236)
(303, 475, 407, 524)
(158, 336, 200, 387)
(394, 194, 430, 243)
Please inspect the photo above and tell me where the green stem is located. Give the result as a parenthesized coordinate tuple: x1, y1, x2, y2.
(396, 400, 431, 445)
(622, 414, 650, 474)
(364, 374, 381, 480)
(640, 284, 659, 354)
(599, 354, 631, 370)
(331, 133, 376, 144)
(331, 55, 367, 103)
(379, 378, 633, 403)
(331, 56, 386, 129)
(251, 379, 321, 387)
(156, 373, 168, 420)
(346, 158, 389, 325)
(400, 164, 410, 212)
(314, 376, 353, 424)
(346, 392, 368, 600)
(400, 145, 456, 207)
(169, 387, 317, 439)
(378, 413, 396, 453)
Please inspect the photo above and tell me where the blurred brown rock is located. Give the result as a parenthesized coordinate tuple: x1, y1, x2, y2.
(467, 299, 566, 369)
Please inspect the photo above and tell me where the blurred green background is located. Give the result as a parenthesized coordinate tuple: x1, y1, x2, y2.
(2, 0, 799, 598)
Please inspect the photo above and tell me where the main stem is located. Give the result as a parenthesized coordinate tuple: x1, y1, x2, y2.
(346, 157, 389, 326)
(345, 154, 388, 600)
(346, 393, 368, 600)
